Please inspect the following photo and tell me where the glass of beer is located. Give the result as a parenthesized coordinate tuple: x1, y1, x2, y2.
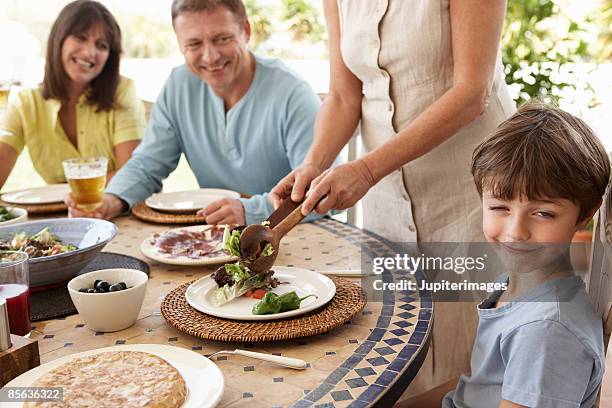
(62, 157, 108, 211)
(0, 81, 10, 109)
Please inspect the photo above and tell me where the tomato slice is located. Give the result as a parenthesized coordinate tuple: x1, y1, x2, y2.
(252, 289, 267, 299)
(244, 290, 253, 297)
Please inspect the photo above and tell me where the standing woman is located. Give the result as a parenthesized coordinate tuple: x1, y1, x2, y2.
(271, 0, 515, 396)
(0, 0, 145, 188)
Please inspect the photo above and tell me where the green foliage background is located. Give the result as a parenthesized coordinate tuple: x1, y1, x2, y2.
(241, 0, 605, 105)
(502, 0, 595, 105)
(594, 0, 612, 62)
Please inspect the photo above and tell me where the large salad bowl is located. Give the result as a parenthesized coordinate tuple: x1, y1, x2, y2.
(0, 218, 117, 289)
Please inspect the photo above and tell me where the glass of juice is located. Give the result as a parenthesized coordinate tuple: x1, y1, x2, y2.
(0, 251, 30, 336)
(62, 157, 108, 211)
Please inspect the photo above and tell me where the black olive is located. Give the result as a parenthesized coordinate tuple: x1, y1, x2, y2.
(96, 281, 110, 292)
(93, 280, 101, 288)
(86, 288, 95, 293)
(109, 283, 122, 292)
(117, 282, 127, 290)
(79, 288, 88, 293)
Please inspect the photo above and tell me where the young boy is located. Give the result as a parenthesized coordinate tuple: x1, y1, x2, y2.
(442, 103, 610, 408)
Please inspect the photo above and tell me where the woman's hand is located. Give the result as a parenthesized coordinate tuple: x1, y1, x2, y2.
(269, 162, 324, 208)
(302, 159, 375, 215)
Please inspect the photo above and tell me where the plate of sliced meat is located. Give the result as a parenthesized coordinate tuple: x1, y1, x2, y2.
(139, 225, 237, 266)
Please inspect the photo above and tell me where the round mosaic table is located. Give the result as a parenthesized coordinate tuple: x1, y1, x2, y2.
(28, 216, 433, 407)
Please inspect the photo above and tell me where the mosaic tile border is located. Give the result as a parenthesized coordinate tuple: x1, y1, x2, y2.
(290, 218, 433, 407)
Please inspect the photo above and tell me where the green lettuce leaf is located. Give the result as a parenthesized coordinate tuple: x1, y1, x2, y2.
(212, 272, 273, 306)
(223, 226, 242, 257)
(224, 262, 250, 282)
(261, 242, 275, 257)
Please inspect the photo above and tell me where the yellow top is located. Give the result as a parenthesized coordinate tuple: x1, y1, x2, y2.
(0, 76, 146, 184)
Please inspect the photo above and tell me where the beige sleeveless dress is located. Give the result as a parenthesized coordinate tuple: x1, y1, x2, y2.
(337, 0, 516, 397)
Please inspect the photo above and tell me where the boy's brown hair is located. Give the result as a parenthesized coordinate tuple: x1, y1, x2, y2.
(472, 102, 611, 222)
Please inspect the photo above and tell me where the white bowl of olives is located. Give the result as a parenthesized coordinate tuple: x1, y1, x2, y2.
(68, 268, 148, 332)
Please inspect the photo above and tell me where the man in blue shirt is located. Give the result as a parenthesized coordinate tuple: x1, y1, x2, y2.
(68, 0, 320, 224)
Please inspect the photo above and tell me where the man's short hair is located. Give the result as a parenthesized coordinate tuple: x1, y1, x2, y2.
(471, 102, 611, 222)
(171, 0, 247, 24)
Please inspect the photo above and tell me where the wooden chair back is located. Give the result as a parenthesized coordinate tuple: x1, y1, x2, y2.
(588, 180, 612, 354)
(589, 177, 612, 408)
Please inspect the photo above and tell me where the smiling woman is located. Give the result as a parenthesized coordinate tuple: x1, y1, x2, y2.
(59, 22, 111, 103)
(0, 0, 146, 190)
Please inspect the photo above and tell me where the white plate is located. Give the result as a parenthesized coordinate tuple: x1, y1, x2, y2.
(140, 225, 237, 266)
(145, 189, 240, 214)
(0, 344, 224, 408)
(186, 266, 336, 321)
(0, 207, 27, 225)
(1, 184, 70, 205)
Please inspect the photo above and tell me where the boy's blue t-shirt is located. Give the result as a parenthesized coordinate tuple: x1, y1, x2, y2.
(443, 275, 604, 408)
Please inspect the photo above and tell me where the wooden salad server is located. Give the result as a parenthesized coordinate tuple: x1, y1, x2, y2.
(239, 198, 311, 274)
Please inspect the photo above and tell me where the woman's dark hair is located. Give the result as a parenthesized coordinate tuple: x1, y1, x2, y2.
(41, 0, 122, 111)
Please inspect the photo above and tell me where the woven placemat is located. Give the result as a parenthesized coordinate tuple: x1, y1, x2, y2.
(0, 200, 67, 214)
(30, 252, 150, 322)
(161, 277, 367, 342)
(131, 202, 206, 225)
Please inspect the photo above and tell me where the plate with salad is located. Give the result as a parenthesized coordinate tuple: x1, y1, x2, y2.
(185, 265, 336, 321)
(0, 206, 27, 225)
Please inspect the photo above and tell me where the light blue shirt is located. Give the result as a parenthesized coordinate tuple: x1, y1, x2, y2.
(444, 275, 605, 408)
(106, 55, 321, 223)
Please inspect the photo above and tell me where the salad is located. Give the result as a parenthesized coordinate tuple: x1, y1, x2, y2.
(0, 227, 77, 258)
(252, 291, 318, 315)
(0, 206, 17, 222)
(212, 224, 279, 306)
(212, 225, 316, 314)
(222, 223, 274, 261)
(211, 261, 280, 306)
